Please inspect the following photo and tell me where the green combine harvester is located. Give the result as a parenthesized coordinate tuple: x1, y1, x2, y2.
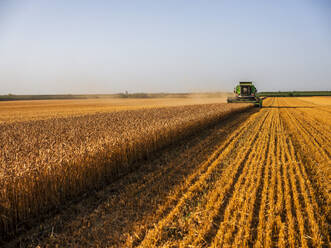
(227, 82, 262, 107)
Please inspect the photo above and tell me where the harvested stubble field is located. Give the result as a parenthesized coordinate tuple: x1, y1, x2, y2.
(1, 97, 330, 248)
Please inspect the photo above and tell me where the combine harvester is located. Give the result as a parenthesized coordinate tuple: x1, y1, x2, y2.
(227, 82, 263, 107)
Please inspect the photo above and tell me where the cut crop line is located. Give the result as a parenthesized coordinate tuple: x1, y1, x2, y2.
(138, 110, 270, 247)
(279, 100, 330, 207)
(190, 109, 273, 247)
(252, 106, 278, 248)
(279, 99, 329, 163)
(229, 110, 274, 247)
(280, 133, 299, 247)
(285, 108, 331, 156)
(264, 108, 279, 247)
(285, 119, 327, 247)
(209, 110, 275, 247)
(130, 110, 267, 247)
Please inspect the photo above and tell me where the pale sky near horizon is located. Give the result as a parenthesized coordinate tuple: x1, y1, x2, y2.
(0, 0, 330, 94)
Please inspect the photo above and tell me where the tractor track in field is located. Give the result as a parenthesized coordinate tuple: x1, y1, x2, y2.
(4, 97, 330, 248)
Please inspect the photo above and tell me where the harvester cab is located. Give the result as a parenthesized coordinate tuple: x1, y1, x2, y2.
(227, 82, 262, 107)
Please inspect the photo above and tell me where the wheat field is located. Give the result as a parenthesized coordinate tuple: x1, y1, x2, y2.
(0, 100, 249, 241)
(0, 97, 227, 123)
(0, 97, 330, 247)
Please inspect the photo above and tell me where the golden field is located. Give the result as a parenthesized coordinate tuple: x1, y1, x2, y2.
(127, 97, 330, 248)
(0, 97, 227, 123)
(0, 99, 248, 241)
(0, 97, 330, 247)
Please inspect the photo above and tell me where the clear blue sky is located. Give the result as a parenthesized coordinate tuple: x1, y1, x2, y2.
(0, 0, 330, 94)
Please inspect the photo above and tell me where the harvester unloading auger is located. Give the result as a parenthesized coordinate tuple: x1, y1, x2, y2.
(227, 82, 263, 107)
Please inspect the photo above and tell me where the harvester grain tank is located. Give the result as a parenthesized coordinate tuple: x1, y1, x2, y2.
(227, 82, 262, 107)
